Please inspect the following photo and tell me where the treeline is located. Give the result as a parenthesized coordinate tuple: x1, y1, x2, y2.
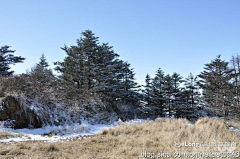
(142, 70, 201, 118)
(0, 30, 240, 120)
(142, 54, 240, 120)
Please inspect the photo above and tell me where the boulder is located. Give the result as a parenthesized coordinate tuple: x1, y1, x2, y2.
(0, 96, 42, 129)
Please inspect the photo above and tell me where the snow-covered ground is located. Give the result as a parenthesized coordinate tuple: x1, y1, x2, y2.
(0, 119, 144, 143)
(0, 118, 240, 144)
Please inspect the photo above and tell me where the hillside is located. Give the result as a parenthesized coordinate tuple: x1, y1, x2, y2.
(1, 30, 240, 130)
(0, 118, 239, 159)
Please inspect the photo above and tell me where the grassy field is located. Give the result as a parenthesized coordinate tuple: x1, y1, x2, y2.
(0, 118, 239, 159)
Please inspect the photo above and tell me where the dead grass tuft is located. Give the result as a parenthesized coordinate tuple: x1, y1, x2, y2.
(47, 144, 59, 152)
(0, 131, 14, 139)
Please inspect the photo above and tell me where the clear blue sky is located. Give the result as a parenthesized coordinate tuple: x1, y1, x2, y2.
(1, 0, 240, 85)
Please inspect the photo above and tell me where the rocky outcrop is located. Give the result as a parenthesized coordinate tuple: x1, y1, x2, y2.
(0, 96, 42, 129)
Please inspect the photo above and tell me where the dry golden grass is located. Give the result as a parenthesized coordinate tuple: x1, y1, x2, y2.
(224, 119, 240, 130)
(0, 118, 239, 159)
(0, 131, 15, 139)
(0, 130, 23, 140)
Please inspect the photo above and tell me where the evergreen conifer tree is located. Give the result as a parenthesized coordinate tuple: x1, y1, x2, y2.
(54, 30, 99, 92)
(163, 74, 174, 117)
(198, 55, 234, 118)
(152, 68, 165, 114)
(143, 74, 153, 106)
(54, 30, 140, 105)
(119, 62, 140, 104)
(31, 53, 54, 83)
(94, 43, 121, 101)
(0, 45, 25, 76)
(184, 73, 200, 106)
(171, 72, 183, 108)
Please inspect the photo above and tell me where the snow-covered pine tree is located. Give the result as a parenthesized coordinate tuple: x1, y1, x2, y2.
(163, 74, 174, 117)
(171, 72, 183, 108)
(171, 73, 183, 95)
(54, 44, 86, 93)
(54, 30, 140, 106)
(183, 73, 200, 106)
(152, 68, 165, 114)
(198, 55, 234, 119)
(38, 53, 49, 68)
(173, 73, 201, 119)
(0, 45, 25, 76)
(81, 30, 100, 90)
(143, 74, 153, 106)
(30, 54, 54, 83)
(94, 42, 121, 101)
(119, 62, 140, 105)
(54, 30, 99, 93)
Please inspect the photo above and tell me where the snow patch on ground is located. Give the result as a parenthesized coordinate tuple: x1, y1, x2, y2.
(0, 119, 144, 143)
(228, 126, 240, 132)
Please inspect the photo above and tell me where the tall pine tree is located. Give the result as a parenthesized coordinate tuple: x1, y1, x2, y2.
(0, 45, 25, 76)
(31, 54, 54, 82)
(119, 62, 140, 104)
(54, 30, 99, 92)
(163, 74, 174, 117)
(152, 68, 165, 114)
(183, 73, 200, 106)
(54, 30, 140, 105)
(198, 55, 234, 118)
(143, 74, 153, 106)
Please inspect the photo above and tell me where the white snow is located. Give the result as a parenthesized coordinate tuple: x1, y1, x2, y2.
(30, 104, 39, 112)
(0, 119, 144, 143)
(228, 126, 240, 132)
